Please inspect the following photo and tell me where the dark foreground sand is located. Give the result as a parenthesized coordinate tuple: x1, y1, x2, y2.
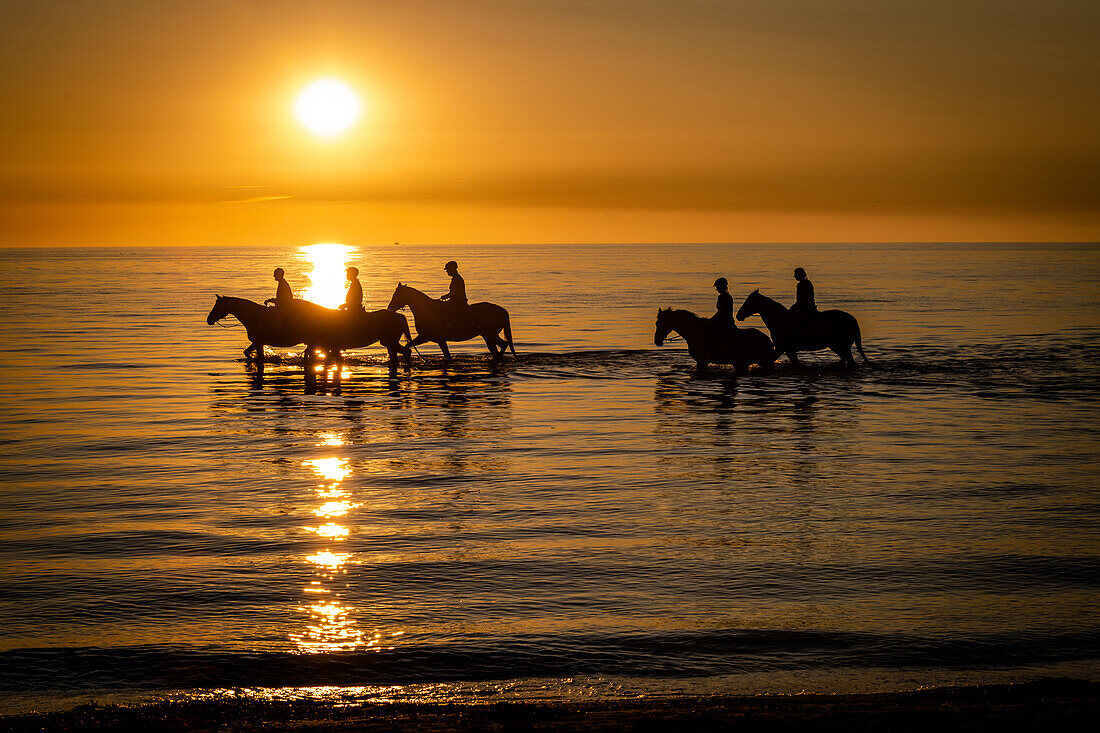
(4, 678, 1098, 732)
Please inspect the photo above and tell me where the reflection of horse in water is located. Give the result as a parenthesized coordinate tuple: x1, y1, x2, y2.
(387, 284, 516, 362)
(206, 296, 412, 366)
(653, 308, 775, 373)
(736, 290, 868, 367)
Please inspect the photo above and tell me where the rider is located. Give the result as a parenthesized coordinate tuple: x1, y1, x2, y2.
(264, 267, 294, 330)
(265, 267, 293, 307)
(439, 260, 467, 329)
(711, 277, 734, 336)
(339, 266, 365, 313)
(789, 267, 818, 342)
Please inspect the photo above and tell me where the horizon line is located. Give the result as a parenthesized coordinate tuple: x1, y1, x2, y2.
(2, 240, 1099, 249)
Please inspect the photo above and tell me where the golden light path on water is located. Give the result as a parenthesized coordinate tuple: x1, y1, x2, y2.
(298, 243, 356, 309)
(291, 435, 406, 653)
(291, 434, 364, 653)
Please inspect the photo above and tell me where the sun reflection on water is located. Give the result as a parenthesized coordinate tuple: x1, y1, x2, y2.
(306, 522, 350, 539)
(295, 434, 405, 653)
(306, 550, 351, 568)
(290, 601, 365, 652)
(304, 457, 350, 482)
(298, 243, 356, 309)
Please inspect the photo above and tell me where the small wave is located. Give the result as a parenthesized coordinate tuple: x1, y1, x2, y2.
(4, 628, 1100, 693)
(57, 362, 159, 371)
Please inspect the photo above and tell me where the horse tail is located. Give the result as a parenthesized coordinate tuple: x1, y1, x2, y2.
(854, 321, 870, 365)
(503, 312, 517, 357)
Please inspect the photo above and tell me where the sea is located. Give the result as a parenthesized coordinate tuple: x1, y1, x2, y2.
(1, 242, 1098, 714)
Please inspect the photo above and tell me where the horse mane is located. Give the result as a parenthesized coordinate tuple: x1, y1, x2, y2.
(745, 290, 784, 311)
(662, 308, 703, 321)
(396, 282, 427, 297)
(218, 295, 253, 304)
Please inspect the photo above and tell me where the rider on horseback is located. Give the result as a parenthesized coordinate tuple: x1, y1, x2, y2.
(340, 266, 365, 314)
(439, 260, 467, 330)
(711, 277, 735, 338)
(265, 267, 294, 307)
(789, 267, 818, 343)
(264, 267, 294, 330)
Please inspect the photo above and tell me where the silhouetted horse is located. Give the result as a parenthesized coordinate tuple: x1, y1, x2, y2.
(736, 290, 868, 367)
(654, 308, 775, 373)
(206, 296, 412, 366)
(386, 284, 515, 362)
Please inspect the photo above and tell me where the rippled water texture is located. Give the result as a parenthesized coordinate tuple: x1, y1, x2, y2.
(1, 243, 1099, 712)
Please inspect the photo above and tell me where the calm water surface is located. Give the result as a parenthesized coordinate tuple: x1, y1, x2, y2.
(1, 243, 1099, 712)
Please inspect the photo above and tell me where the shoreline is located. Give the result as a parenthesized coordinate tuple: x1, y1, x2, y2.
(5, 678, 1097, 732)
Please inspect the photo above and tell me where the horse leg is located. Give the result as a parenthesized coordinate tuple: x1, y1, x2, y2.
(787, 350, 800, 366)
(832, 343, 855, 367)
(244, 342, 258, 361)
(438, 341, 453, 361)
(482, 334, 502, 362)
(381, 336, 399, 367)
(734, 358, 748, 376)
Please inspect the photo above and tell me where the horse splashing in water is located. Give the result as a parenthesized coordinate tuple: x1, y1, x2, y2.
(735, 290, 868, 367)
(654, 308, 775, 373)
(206, 296, 412, 367)
(386, 283, 515, 362)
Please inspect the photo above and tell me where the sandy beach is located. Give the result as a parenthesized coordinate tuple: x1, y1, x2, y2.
(4, 678, 1097, 732)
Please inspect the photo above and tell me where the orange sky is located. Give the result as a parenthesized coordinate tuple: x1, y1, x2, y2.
(2, 0, 1097, 245)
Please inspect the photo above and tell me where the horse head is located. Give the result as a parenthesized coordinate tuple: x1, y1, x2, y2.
(654, 307, 674, 346)
(206, 294, 229, 325)
(386, 283, 407, 312)
(736, 290, 762, 322)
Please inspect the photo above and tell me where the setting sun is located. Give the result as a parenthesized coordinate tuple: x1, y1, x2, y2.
(294, 79, 360, 137)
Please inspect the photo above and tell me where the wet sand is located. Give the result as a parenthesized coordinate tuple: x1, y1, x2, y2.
(4, 678, 1097, 732)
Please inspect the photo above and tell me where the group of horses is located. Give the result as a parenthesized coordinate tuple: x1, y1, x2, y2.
(206, 283, 867, 373)
(205, 283, 515, 367)
(655, 290, 868, 372)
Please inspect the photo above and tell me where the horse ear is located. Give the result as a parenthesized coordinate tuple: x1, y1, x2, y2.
(752, 289, 759, 294)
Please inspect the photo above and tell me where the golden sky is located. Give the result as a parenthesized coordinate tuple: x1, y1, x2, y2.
(2, 0, 1097, 244)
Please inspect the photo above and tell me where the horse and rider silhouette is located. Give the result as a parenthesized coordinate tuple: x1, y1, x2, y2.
(208, 261, 865, 374)
(655, 268, 869, 371)
(387, 261, 516, 363)
(206, 261, 516, 366)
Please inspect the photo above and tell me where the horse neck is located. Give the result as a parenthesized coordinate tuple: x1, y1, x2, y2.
(755, 295, 788, 325)
(666, 311, 705, 341)
(223, 297, 267, 329)
(399, 286, 435, 312)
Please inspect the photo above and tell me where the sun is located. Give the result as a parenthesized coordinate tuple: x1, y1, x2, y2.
(294, 79, 361, 137)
